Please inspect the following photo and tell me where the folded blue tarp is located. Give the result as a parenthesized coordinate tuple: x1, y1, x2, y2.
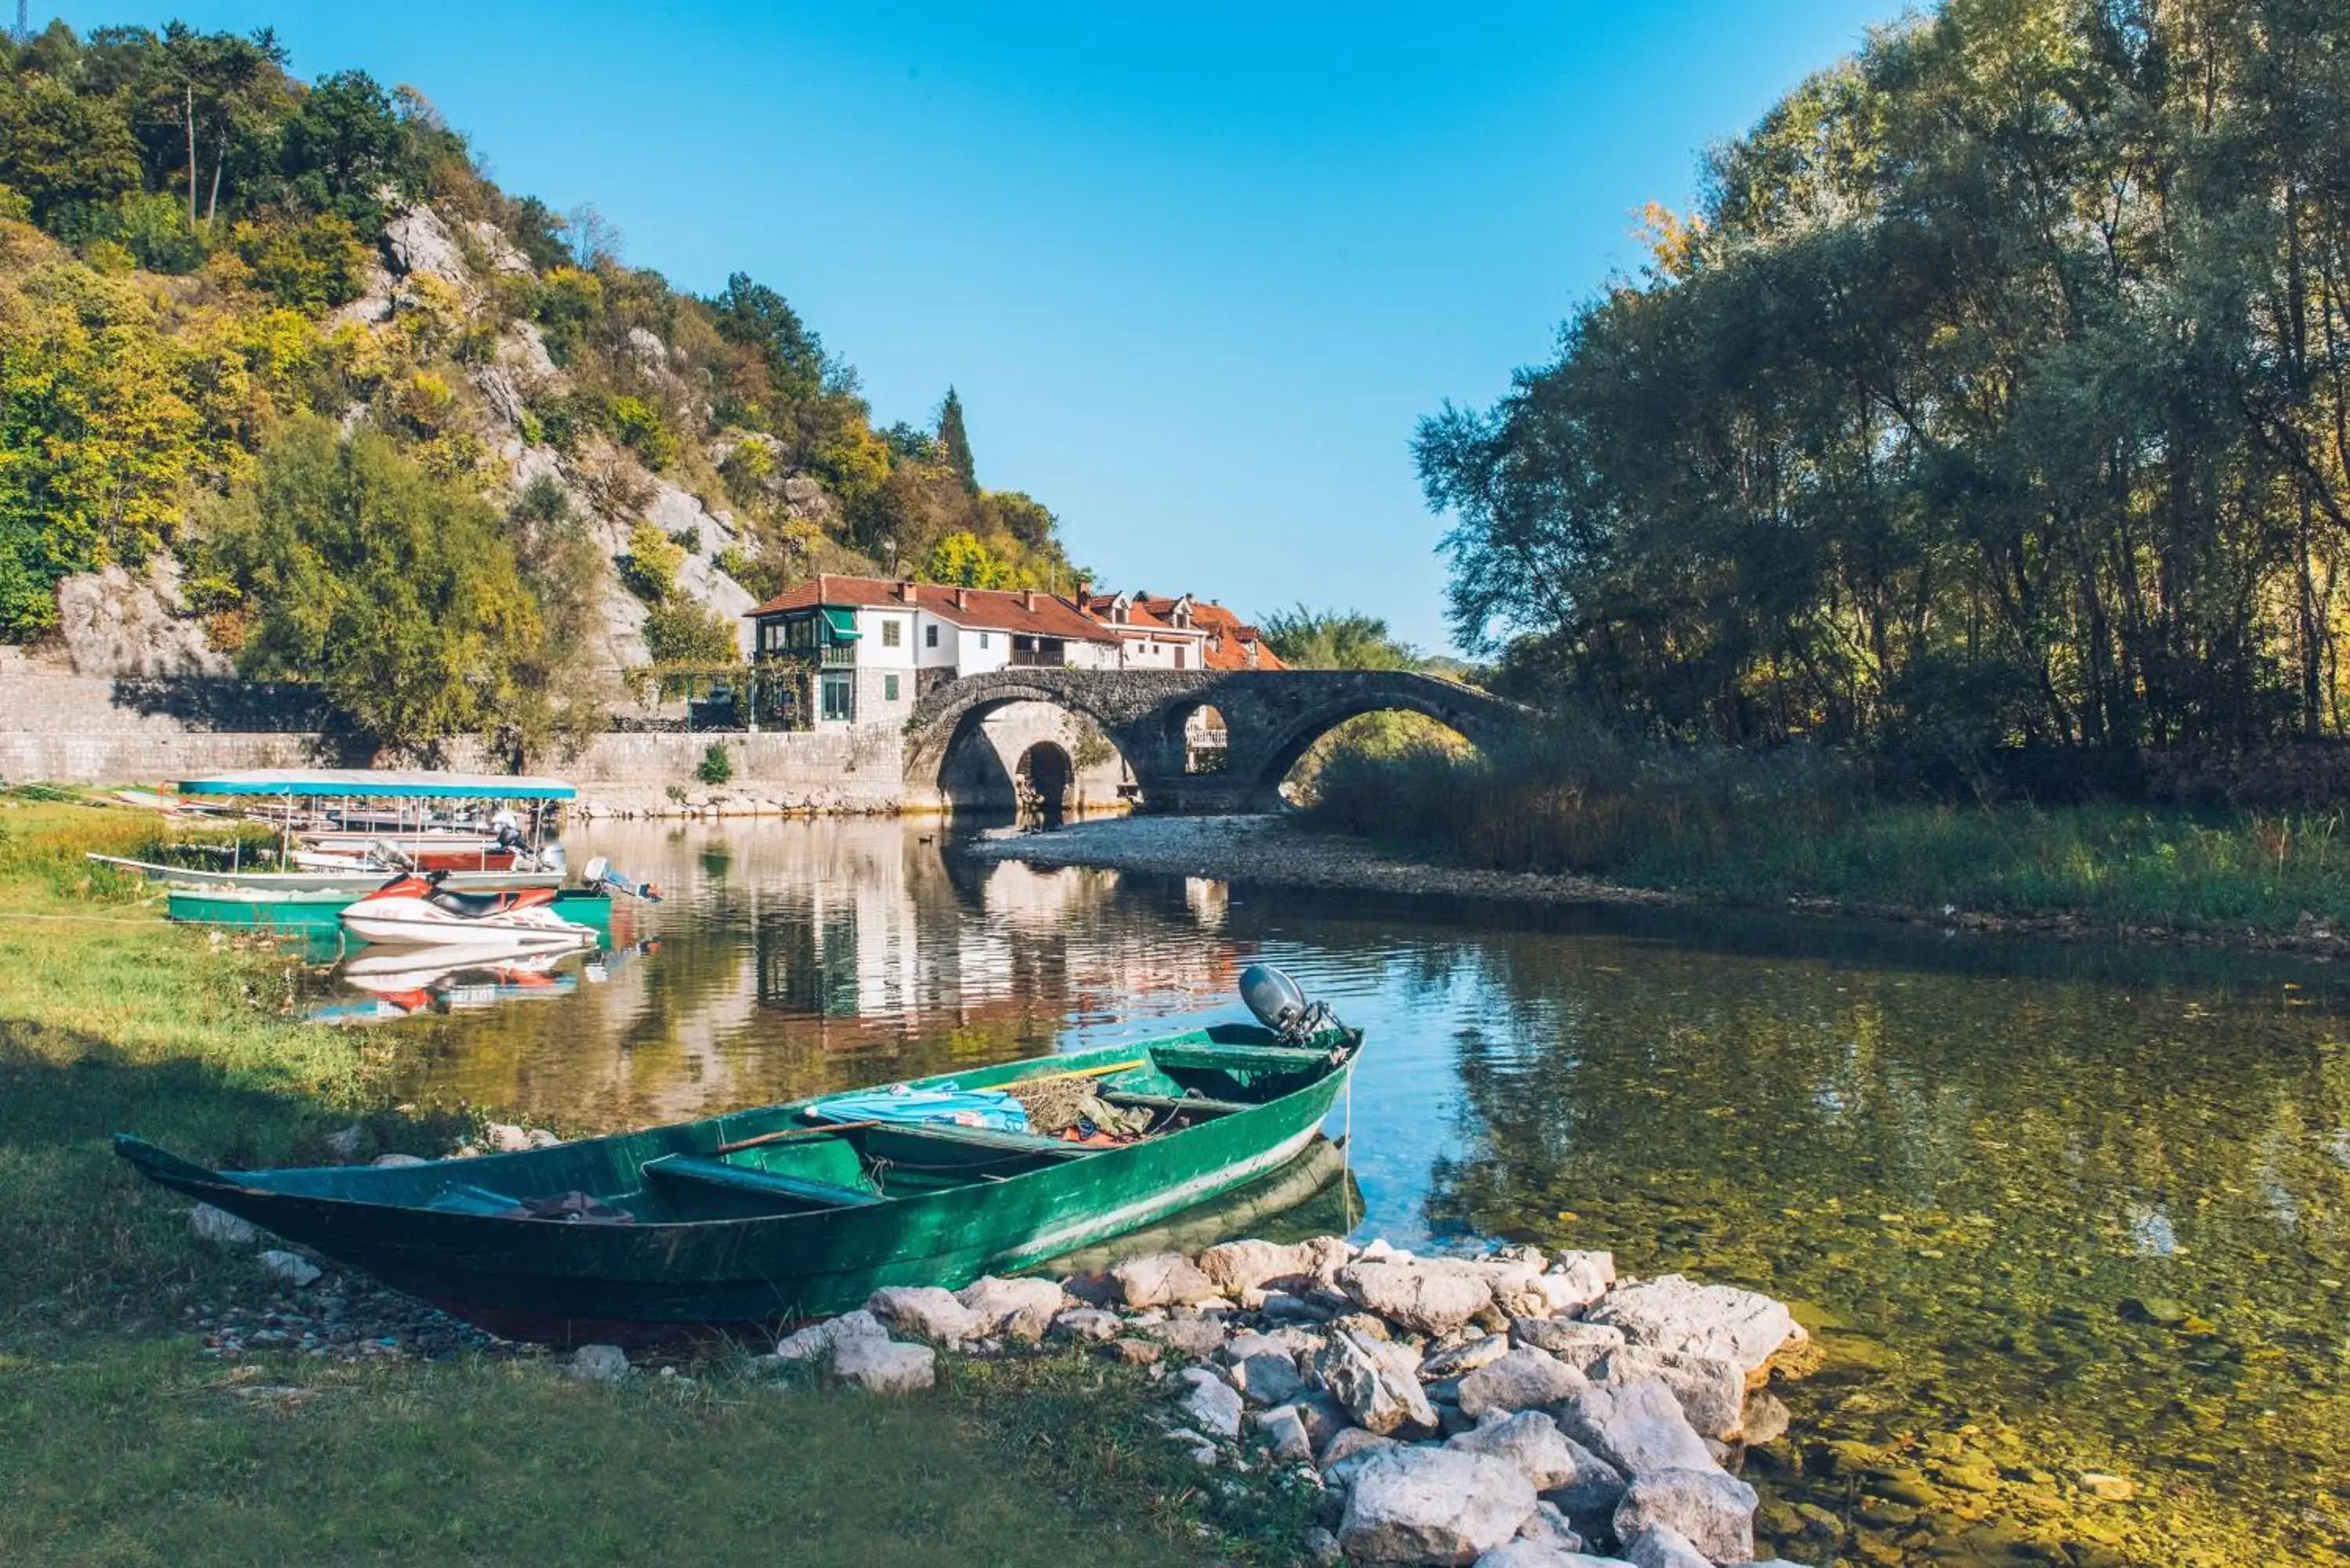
(807, 1082, 1031, 1134)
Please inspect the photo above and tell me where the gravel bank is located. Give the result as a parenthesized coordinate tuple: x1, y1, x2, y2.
(969, 815, 1676, 912)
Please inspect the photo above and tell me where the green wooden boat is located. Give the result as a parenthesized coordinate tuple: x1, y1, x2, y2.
(114, 1021, 1361, 1345)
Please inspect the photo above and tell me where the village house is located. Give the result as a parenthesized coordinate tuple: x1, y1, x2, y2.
(1079, 591, 1286, 673)
(744, 575, 1121, 727)
(743, 576, 1285, 733)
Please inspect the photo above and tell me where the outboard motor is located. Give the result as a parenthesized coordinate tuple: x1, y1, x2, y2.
(1240, 963, 1338, 1045)
(582, 854, 611, 893)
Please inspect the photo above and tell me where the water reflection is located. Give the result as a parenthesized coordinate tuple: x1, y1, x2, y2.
(342, 818, 2348, 1563)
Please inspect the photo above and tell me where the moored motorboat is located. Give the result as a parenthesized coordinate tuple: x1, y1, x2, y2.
(337, 873, 601, 952)
(114, 968, 1360, 1342)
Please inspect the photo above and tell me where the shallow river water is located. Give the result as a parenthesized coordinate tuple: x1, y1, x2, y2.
(331, 819, 2349, 1566)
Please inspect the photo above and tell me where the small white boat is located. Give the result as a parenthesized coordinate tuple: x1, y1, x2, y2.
(337, 874, 599, 952)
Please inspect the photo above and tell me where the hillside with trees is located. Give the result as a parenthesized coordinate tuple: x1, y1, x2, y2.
(1423, 0, 2350, 756)
(0, 20, 1082, 752)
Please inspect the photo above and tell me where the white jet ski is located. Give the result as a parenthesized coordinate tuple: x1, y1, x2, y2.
(337, 873, 598, 952)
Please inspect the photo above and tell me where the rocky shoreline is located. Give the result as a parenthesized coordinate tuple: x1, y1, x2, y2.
(970, 814, 2350, 960)
(738, 1236, 1813, 1568)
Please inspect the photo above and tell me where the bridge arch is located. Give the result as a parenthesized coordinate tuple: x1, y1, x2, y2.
(903, 668, 1524, 815)
(908, 678, 1137, 816)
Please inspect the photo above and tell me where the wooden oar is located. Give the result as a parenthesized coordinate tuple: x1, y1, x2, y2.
(714, 1120, 878, 1155)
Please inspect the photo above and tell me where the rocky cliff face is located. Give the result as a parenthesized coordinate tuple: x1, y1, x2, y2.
(42, 201, 782, 683)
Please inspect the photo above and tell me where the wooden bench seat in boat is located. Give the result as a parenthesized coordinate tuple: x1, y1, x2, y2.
(1148, 1043, 1331, 1075)
(641, 1154, 885, 1209)
(860, 1122, 1099, 1159)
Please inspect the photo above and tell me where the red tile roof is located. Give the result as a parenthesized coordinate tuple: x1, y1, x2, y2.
(748, 575, 1115, 643)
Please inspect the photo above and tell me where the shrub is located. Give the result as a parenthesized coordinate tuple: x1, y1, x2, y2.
(697, 741, 734, 786)
(620, 518, 685, 602)
(609, 396, 678, 469)
(232, 213, 372, 310)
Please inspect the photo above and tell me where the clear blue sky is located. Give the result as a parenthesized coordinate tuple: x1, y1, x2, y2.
(55, 2, 1896, 652)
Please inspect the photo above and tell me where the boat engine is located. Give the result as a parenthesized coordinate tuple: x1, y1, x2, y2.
(1240, 963, 1338, 1044)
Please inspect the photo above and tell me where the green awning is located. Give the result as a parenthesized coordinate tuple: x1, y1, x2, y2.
(820, 607, 861, 640)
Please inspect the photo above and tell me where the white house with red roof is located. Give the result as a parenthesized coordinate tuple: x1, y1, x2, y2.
(1079, 591, 1285, 672)
(746, 575, 1120, 726)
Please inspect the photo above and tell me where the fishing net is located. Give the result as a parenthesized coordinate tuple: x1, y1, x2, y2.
(1004, 1075, 1153, 1138)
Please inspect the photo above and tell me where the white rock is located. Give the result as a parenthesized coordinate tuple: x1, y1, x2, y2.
(525, 1129, 562, 1149)
(1622, 1523, 1713, 1568)
(1535, 1252, 1616, 1313)
(324, 1124, 367, 1160)
(864, 1285, 981, 1346)
(1596, 1346, 1747, 1441)
(1231, 1351, 1305, 1407)
(1473, 1545, 1618, 1568)
(256, 1249, 320, 1288)
(1314, 1329, 1438, 1436)
(1251, 1403, 1315, 1463)
(1458, 1346, 1589, 1420)
(1448, 1409, 1582, 1490)
(1302, 1524, 1343, 1565)
(1178, 1366, 1244, 1439)
(1554, 1378, 1718, 1478)
(1588, 1275, 1799, 1376)
(1338, 1448, 1538, 1566)
(1110, 1251, 1221, 1308)
(1514, 1500, 1583, 1551)
(1319, 1425, 1404, 1486)
(1336, 1258, 1495, 1335)
(371, 1153, 428, 1168)
(830, 1335, 935, 1394)
(568, 1343, 631, 1382)
(1510, 1318, 1627, 1371)
(1050, 1306, 1123, 1342)
(955, 1276, 1065, 1341)
(481, 1122, 532, 1154)
(1145, 1316, 1227, 1360)
(188, 1203, 257, 1246)
(1197, 1237, 1311, 1295)
(1423, 1333, 1513, 1379)
(1612, 1467, 1758, 1564)
(773, 1310, 886, 1363)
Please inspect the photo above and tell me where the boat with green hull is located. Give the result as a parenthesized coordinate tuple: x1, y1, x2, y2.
(115, 1013, 1360, 1344)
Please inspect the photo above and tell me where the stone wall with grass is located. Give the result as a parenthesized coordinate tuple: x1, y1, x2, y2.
(0, 663, 912, 812)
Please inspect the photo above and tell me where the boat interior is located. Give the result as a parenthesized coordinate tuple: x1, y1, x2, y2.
(245, 1030, 1345, 1225)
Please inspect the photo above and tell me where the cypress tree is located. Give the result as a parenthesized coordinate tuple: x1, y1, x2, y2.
(936, 386, 978, 496)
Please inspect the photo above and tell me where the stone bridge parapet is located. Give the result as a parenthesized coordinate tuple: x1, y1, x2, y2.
(905, 668, 1523, 813)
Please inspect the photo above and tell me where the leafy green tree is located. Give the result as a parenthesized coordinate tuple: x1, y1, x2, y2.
(274, 70, 417, 226)
(924, 529, 1010, 589)
(1424, 0, 2350, 751)
(707, 272, 826, 398)
(1261, 606, 1420, 670)
(643, 600, 740, 663)
(200, 417, 549, 752)
(0, 70, 143, 224)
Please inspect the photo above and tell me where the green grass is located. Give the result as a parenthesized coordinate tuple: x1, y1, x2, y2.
(0, 798, 1293, 1567)
(1308, 737, 2350, 935)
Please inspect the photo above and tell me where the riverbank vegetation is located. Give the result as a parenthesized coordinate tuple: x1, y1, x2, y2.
(0, 797, 1281, 1565)
(1311, 731, 2350, 937)
(0, 20, 1083, 754)
(1422, 0, 2350, 752)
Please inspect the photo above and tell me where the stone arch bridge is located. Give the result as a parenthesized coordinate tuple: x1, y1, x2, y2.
(906, 669, 1524, 814)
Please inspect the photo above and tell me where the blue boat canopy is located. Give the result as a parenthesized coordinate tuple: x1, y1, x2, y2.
(176, 769, 578, 801)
